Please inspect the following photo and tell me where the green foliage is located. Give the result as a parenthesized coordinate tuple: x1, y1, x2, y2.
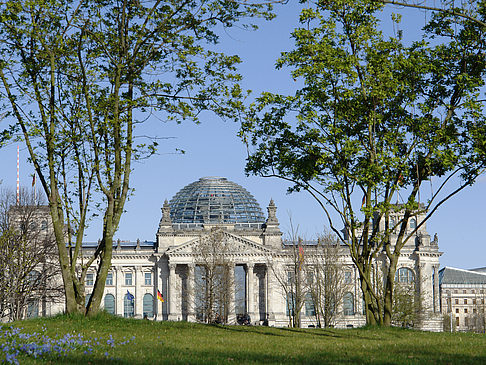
(0, 0, 277, 315)
(4, 315, 486, 364)
(241, 0, 486, 325)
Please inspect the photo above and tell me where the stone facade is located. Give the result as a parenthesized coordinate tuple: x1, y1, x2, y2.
(439, 267, 486, 332)
(21, 177, 443, 330)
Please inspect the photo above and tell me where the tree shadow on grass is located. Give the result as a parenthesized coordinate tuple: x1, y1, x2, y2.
(210, 324, 380, 341)
(41, 344, 486, 365)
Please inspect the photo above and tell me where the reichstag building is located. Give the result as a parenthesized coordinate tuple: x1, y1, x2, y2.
(47, 177, 444, 329)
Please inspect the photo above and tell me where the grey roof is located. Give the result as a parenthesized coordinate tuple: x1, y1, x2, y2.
(169, 177, 265, 224)
(80, 241, 156, 249)
(439, 267, 486, 285)
(469, 267, 486, 274)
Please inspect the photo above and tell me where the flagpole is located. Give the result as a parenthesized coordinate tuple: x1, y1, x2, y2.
(16, 145, 20, 206)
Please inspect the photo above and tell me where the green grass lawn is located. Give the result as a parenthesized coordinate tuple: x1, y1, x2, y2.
(1, 313, 485, 364)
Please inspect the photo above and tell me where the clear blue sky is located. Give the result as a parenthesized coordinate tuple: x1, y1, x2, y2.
(0, 2, 484, 270)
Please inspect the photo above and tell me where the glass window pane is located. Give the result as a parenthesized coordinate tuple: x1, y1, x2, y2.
(144, 273, 152, 286)
(106, 273, 113, 286)
(143, 293, 154, 317)
(125, 273, 133, 286)
(104, 294, 115, 315)
(343, 293, 354, 315)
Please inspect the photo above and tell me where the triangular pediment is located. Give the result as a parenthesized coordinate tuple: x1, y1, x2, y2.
(167, 230, 275, 257)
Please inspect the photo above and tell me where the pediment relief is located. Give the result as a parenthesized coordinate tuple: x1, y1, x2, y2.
(167, 231, 275, 256)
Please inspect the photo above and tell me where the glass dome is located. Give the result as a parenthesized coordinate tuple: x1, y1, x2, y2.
(169, 177, 265, 224)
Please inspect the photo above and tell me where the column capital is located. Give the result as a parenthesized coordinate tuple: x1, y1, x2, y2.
(169, 263, 177, 271)
(247, 263, 255, 270)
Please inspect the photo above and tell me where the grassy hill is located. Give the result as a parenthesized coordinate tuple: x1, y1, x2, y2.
(1, 313, 485, 364)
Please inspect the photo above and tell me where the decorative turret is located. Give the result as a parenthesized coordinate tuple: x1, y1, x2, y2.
(263, 199, 282, 247)
(158, 200, 173, 233)
(266, 199, 279, 226)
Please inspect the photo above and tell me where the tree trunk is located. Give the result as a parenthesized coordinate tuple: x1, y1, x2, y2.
(383, 258, 398, 326)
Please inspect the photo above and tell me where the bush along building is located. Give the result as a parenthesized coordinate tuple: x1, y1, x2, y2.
(12, 177, 443, 330)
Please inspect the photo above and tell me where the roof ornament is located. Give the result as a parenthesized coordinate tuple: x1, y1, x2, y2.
(158, 200, 173, 233)
(161, 200, 172, 225)
(266, 199, 279, 225)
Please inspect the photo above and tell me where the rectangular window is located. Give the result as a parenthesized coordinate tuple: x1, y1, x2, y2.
(106, 273, 113, 286)
(473, 308, 477, 314)
(473, 299, 476, 305)
(464, 308, 468, 314)
(344, 272, 352, 284)
(464, 299, 467, 305)
(287, 271, 295, 286)
(125, 272, 133, 286)
(144, 272, 152, 286)
(306, 272, 314, 286)
(456, 317, 460, 327)
(86, 273, 94, 286)
(456, 308, 459, 314)
(455, 299, 459, 305)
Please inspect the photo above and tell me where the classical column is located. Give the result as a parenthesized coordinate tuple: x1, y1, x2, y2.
(168, 263, 178, 321)
(247, 263, 255, 323)
(433, 265, 440, 313)
(114, 266, 122, 316)
(228, 262, 236, 324)
(134, 266, 140, 318)
(187, 264, 195, 322)
(155, 263, 163, 320)
(266, 264, 275, 325)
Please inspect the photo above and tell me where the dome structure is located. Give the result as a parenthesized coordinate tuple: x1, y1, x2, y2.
(168, 177, 265, 224)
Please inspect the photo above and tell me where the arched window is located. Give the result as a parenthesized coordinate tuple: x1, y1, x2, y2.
(104, 294, 115, 315)
(410, 218, 417, 229)
(26, 300, 39, 318)
(143, 293, 154, 318)
(395, 267, 414, 284)
(343, 292, 354, 316)
(124, 293, 134, 317)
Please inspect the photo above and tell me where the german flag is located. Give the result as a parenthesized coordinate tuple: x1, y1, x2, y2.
(157, 289, 164, 303)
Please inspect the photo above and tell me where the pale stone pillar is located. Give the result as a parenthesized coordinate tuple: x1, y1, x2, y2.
(247, 263, 255, 322)
(228, 262, 236, 324)
(134, 266, 140, 318)
(168, 263, 178, 320)
(155, 263, 163, 320)
(187, 264, 195, 322)
(266, 264, 275, 326)
(114, 266, 122, 316)
(433, 265, 440, 313)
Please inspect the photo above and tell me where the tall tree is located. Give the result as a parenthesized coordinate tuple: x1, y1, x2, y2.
(194, 228, 235, 324)
(0, 0, 276, 315)
(0, 188, 61, 321)
(241, 0, 486, 325)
